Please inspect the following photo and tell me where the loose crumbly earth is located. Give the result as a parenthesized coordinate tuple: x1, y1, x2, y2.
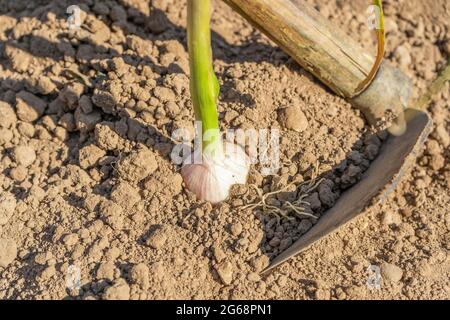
(0, 0, 448, 300)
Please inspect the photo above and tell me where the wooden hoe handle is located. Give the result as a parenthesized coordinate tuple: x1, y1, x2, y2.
(223, 0, 412, 129)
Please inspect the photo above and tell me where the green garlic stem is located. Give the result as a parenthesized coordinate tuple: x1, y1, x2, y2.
(187, 0, 222, 156)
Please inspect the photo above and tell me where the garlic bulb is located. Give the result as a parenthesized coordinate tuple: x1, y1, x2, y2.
(181, 142, 250, 203)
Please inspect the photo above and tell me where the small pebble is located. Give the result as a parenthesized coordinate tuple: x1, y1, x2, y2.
(215, 261, 233, 285)
(0, 238, 18, 268)
(130, 263, 150, 290)
(0, 193, 16, 226)
(230, 222, 243, 236)
(146, 226, 167, 250)
(12, 145, 36, 167)
(278, 106, 308, 132)
(269, 237, 281, 247)
(381, 262, 403, 283)
(247, 272, 261, 282)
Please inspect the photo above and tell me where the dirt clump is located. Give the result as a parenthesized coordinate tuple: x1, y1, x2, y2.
(0, 238, 17, 268)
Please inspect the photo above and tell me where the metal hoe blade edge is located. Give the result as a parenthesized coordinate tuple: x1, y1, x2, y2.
(263, 109, 432, 274)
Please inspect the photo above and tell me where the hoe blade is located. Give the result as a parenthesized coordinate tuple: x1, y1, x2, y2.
(264, 109, 432, 273)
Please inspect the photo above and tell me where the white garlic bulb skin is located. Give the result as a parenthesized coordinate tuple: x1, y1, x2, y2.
(181, 142, 250, 203)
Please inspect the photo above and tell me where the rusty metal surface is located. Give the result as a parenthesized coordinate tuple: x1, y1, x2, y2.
(351, 61, 412, 127)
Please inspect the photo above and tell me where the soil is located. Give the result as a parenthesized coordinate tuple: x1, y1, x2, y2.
(0, 0, 449, 300)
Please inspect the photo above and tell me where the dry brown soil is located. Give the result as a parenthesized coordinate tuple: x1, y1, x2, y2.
(0, 0, 448, 299)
